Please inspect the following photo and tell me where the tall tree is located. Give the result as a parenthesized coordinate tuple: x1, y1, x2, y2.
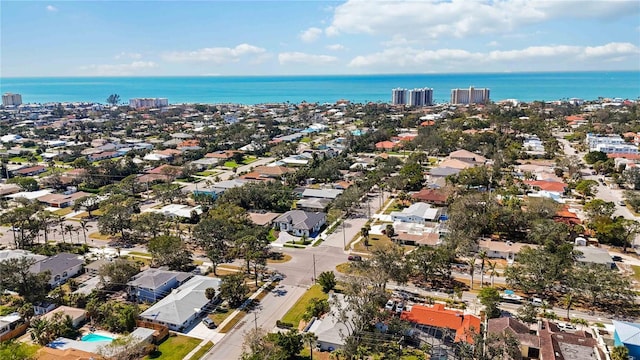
(478, 286, 501, 319)
(148, 235, 192, 271)
(219, 273, 248, 308)
(97, 194, 138, 242)
(106, 94, 121, 105)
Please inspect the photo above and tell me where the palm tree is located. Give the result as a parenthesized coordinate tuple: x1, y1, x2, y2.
(57, 217, 66, 243)
(303, 332, 318, 359)
(467, 257, 476, 290)
(29, 318, 51, 345)
(488, 261, 498, 287)
(79, 219, 91, 244)
(360, 225, 370, 247)
(64, 224, 76, 244)
(478, 250, 488, 288)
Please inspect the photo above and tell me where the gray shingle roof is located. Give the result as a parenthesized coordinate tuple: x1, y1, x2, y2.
(29, 253, 83, 275)
(127, 268, 192, 289)
(274, 210, 326, 231)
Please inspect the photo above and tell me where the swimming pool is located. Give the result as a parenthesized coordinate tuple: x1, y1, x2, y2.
(81, 333, 114, 342)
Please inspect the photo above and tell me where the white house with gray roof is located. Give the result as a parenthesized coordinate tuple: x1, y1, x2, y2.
(391, 202, 441, 225)
(273, 210, 327, 237)
(306, 293, 353, 352)
(301, 188, 343, 200)
(139, 275, 222, 332)
(29, 253, 83, 287)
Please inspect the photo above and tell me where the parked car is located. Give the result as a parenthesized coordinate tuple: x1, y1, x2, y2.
(557, 322, 576, 331)
(530, 297, 544, 307)
(612, 255, 623, 262)
(271, 273, 284, 281)
(619, 201, 626, 206)
(395, 303, 405, 314)
(348, 255, 362, 261)
(202, 318, 217, 329)
(385, 300, 396, 311)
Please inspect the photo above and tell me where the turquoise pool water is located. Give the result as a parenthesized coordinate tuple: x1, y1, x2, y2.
(81, 333, 114, 342)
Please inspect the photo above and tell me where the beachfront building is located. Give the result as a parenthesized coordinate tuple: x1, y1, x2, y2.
(129, 98, 169, 109)
(2, 93, 22, 106)
(450, 86, 490, 105)
(408, 88, 434, 107)
(391, 88, 407, 105)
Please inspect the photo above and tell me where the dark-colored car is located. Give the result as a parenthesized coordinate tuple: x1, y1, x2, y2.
(612, 255, 623, 262)
(202, 317, 217, 329)
(348, 255, 362, 261)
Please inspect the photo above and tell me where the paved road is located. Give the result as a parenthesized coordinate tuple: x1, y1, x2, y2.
(322, 191, 388, 249)
(201, 284, 306, 360)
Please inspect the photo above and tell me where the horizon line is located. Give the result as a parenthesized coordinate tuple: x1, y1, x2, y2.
(2, 69, 640, 79)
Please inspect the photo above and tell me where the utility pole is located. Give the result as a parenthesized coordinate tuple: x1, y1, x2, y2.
(312, 254, 317, 283)
(254, 312, 258, 331)
(342, 220, 346, 250)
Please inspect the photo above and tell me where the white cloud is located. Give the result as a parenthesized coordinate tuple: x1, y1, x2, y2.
(326, 44, 346, 51)
(80, 61, 157, 76)
(162, 44, 266, 63)
(487, 41, 500, 47)
(278, 52, 338, 65)
(326, 0, 639, 41)
(114, 52, 142, 60)
(46, 5, 57, 12)
(348, 42, 640, 71)
(299, 27, 323, 43)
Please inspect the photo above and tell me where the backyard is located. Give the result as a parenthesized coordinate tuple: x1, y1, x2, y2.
(145, 334, 201, 360)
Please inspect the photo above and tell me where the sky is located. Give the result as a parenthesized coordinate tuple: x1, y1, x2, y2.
(1, 0, 639, 77)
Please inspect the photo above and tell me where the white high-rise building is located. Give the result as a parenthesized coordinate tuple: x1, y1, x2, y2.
(408, 88, 434, 107)
(128, 98, 169, 109)
(2, 93, 22, 106)
(450, 86, 490, 105)
(391, 88, 407, 105)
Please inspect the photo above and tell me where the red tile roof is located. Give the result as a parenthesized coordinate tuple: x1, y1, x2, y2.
(524, 180, 567, 193)
(375, 141, 397, 150)
(607, 153, 640, 160)
(565, 115, 586, 122)
(401, 304, 481, 343)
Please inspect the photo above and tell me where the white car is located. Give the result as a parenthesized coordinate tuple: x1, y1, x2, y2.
(557, 322, 577, 331)
(385, 300, 396, 311)
(395, 303, 405, 314)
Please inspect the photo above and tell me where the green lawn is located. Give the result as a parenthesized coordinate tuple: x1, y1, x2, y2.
(145, 334, 201, 360)
(632, 265, 640, 282)
(128, 251, 151, 257)
(190, 341, 214, 360)
(242, 156, 258, 165)
(281, 284, 328, 326)
(53, 207, 74, 216)
(300, 137, 312, 143)
(223, 161, 239, 168)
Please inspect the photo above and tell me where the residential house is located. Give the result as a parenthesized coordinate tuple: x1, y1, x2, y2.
(193, 179, 248, 199)
(426, 167, 462, 188)
(487, 317, 540, 359)
(538, 319, 605, 360)
(87, 151, 120, 162)
(41, 306, 87, 328)
(524, 180, 567, 197)
(0, 313, 27, 341)
(14, 165, 47, 176)
(127, 268, 193, 303)
(139, 276, 222, 332)
(296, 197, 331, 212)
(36, 191, 91, 208)
(391, 202, 442, 224)
(37, 347, 99, 360)
(301, 188, 343, 200)
(306, 293, 353, 351)
(248, 212, 281, 227)
(146, 204, 203, 219)
(478, 239, 536, 263)
(574, 245, 614, 269)
(273, 210, 327, 237)
(401, 304, 481, 343)
(613, 320, 640, 359)
(0, 249, 46, 263)
(448, 149, 487, 164)
(30, 253, 84, 287)
(411, 188, 449, 206)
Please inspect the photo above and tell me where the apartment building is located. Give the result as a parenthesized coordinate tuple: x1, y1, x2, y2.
(450, 86, 490, 105)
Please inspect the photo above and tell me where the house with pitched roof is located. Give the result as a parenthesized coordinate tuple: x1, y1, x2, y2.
(391, 202, 442, 224)
(400, 303, 481, 343)
(127, 268, 193, 303)
(487, 317, 540, 359)
(30, 253, 84, 287)
(613, 320, 640, 359)
(273, 210, 326, 237)
(139, 276, 222, 332)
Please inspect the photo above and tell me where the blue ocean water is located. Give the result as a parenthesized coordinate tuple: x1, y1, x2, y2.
(1, 72, 639, 105)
